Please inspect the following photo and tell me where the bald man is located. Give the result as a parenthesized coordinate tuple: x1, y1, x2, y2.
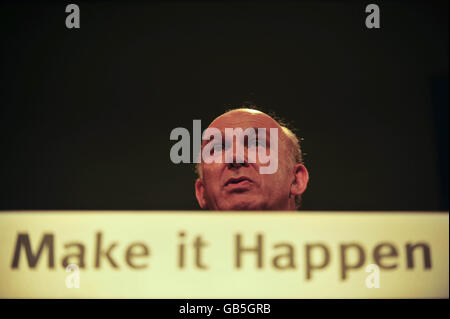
(195, 108, 309, 210)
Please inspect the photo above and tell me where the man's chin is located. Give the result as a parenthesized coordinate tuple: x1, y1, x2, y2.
(217, 197, 265, 211)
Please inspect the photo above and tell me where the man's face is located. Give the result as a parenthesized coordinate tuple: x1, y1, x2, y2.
(195, 109, 307, 210)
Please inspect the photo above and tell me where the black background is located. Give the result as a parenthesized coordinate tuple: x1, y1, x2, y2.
(1, 0, 448, 211)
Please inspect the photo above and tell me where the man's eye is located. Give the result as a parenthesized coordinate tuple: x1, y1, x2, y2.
(249, 138, 266, 148)
(210, 143, 224, 155)
(248, 139, 259, 147)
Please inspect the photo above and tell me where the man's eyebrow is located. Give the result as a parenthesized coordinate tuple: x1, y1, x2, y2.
(201, 132, 224, 147)
(238, 127, 272, 147)
(200, 127, 276, 145)
(254, 127, 271, 145)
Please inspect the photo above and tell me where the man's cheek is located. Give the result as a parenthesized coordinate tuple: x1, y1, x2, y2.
(258, 156, 279, 175)
(202, 163, 217, 177)
(203, 166, 222, 188)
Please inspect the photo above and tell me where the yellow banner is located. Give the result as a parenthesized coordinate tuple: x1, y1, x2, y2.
(0, 211, 448, 298)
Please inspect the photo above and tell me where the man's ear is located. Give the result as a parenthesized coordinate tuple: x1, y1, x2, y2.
(195, 178, 208, 209)
(290, 164, 309, 197)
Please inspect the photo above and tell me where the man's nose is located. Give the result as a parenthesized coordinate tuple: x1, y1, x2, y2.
(228, 161, 248, 169)
(227, 145, 249, 169)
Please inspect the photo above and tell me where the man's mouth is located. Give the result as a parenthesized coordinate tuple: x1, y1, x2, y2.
(224, 177, 253, 188)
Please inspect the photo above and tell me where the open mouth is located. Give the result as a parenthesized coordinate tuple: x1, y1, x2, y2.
(224, 177, 253, 187)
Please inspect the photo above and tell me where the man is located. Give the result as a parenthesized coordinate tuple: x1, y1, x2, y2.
(195, 108, 309, 210)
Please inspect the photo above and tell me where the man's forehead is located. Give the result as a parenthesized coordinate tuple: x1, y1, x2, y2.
(207, 109, 281, 130)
